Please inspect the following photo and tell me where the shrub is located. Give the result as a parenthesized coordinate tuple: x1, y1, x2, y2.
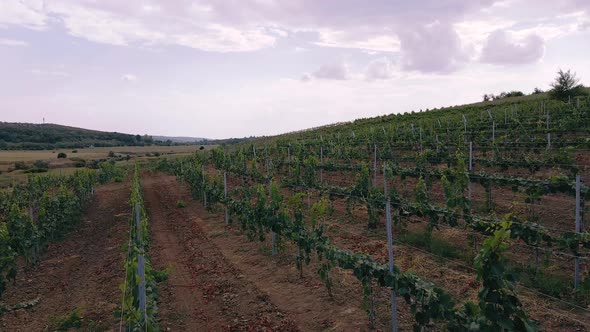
(14, 161, 28, 170)
(108, 151, 115, 158)
(176, 200, 187, 208)
(33, 160, 49, 169)
(549, 69, 588, 101)
(57, 152, 67, 159)
(71, 150, 78, 153)
(483, 91, 524, 101)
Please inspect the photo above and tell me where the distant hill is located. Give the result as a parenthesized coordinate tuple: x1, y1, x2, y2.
(0, 122, 155, 150)
(153, 136, 207, 143)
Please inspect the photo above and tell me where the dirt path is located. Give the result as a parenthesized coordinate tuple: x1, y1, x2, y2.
(0, 180, 131, 332)
(142, 173, 298, 331)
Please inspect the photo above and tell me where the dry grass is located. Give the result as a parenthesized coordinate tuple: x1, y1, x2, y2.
(0, 145, 216, 188)
(0, 145, 209, 164)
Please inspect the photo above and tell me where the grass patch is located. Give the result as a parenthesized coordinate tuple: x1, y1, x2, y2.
(48, 309, 83, 331)
(398, 230, 462, 260)
(509, 265, 571, 298)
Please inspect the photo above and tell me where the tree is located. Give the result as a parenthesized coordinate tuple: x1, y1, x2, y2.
(57, 152, 67, 159)
(549, 69, 587, 101)
(505, 90, 524, 98)
(532, 87, 544, 95)
(483, 94, 491, 102)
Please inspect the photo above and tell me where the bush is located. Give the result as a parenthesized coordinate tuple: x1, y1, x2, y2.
(71, 150, 78, 153)
(108, 151, 115, 158)
(176, 200, 187, 208)
(33, 160, 49, 169)
(57, 152, 67, 159)
(14, 161, 28, 170)
(483, 91, 525, 101)
(549, 69, 588, 101)
(86, 160, 100, 169)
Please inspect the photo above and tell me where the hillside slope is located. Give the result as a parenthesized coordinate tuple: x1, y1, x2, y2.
(0, 122, 152, 150)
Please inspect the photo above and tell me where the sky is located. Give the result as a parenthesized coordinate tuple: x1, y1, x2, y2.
(0, 0, 589, 139)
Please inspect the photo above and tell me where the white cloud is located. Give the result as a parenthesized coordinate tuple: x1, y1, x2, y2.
(47, 2, 166, 46)
(305, 62, 350, 80)
(0, 0, 47, 30)
(315, 29, 401, 53)
(0, 38, 29, 47)
(365, 58, 397, 80)
(173, 25, 276, 52)
(480, 30, 545, 64)
(0, 0, 587, 72)
(398, 21, 468, 73)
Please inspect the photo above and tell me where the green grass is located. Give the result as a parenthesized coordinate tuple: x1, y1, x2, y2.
(509, 265, 571, 298)
(48, 309, 83, 331)
(398, 230, 462, 260)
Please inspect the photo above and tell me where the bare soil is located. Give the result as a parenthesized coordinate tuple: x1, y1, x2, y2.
(142, 172, 380, 331)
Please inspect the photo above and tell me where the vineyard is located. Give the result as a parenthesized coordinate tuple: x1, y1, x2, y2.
(156, 95, 590, 330)
(0, 95, 589, 330)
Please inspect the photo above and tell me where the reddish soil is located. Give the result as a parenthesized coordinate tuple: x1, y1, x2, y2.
(143, 173, 299, 331)
(0, 180, 131, 331)
(142, 172, 379, 331)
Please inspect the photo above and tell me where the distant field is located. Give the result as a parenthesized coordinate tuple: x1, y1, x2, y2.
(0, 144, 215, 187)
(0, 145, 206, 163)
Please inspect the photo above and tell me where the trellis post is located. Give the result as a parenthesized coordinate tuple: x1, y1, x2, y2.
(320, 146, 324, 184)
(202, 165, 207, 208)
(135, 202, 147, 325)
(373, 144, 377, 187)
(224, 172, 228, 225)
(383, 165, 398, 332)
(575, 175, 581, 289)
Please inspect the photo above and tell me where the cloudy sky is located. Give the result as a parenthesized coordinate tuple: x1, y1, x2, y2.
(1, 0, 589, 138)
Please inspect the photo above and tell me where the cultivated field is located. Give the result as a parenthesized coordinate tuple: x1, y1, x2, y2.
(1, 96, 590, 331)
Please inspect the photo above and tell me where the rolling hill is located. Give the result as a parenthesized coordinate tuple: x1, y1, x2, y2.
(0, 122, 155, 150)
